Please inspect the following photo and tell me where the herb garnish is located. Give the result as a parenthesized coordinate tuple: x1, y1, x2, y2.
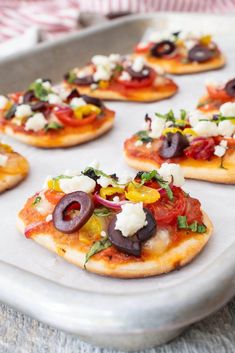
(84, 237, 112, 267)
(65, 71, 77, 84)
(136, 130, 153, 143)
(29, 80, 51, 101)
(155, 109, 187, 128)
(177, 216, 206, 233)
(44, 122, 63, 131)
(94, 207, 112, 217)
(32, 196, 41, 206)
(139, 170, 173, 201)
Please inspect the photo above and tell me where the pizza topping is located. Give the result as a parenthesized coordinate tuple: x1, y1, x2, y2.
(159, 132, 189, 158)
(150, 40, 176, 58)
(214, 140, 227, 157)
(58, 175, 96, 194)
(220, 102, 235, 117)
(188, 45, 214, 63)
(52, 191, 95, 233)
(114, 202, 146, 237)
(70, 97, 87, 108)
(15, 104, 32, 118)
(224, 79, 235, 98)
(125, 183, 160, 204)
(158, 163, 185, 187)
(24, 112, 48, 132)
(177, 216, 206, 233)
(82, 95, 103, 108)
(184, 137, 215, 160)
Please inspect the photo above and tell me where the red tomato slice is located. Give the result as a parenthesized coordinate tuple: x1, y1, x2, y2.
(44, 190, 64, 205)
(116, 69, 156, 89)
(134, 42, 153, 54)
(146, 187, 186, 226)
(184, 197, 203, 224)
(54, 106, 97, 127)
(207, 85, 231, 101)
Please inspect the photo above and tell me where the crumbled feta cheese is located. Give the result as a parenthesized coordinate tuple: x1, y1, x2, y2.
(109, 54, 121, 63)
(59, 175, 96, 194)
(218, 120, 235, 137)
(42, 81, 51, 90)
(113, 196, 120, 203)
(184, 39, 197, 50)
(70, 97, 87, 108)
(149, 31, 172, 43)
(193, 121, 218, 137)
(118, 71, 131, 81)
(0, 153, 8, 167)
(0, 95, 9, 109)
(93, 66, 112, 82)
(118, 171, 133, 185)
(48, 93, 62, 104)
(158, 229, 170, 246)
(35, 193, 53, 215)
(136, 41, 149, 50)
(220, 102, 235, 117)
(131, 57, 145, 72)
(91, 55, 110, 66)
(188, 110, 209, 127)
(149, 117, 166, 138)
(51, 85, 69, 100)
(97, 175, 115, 188)
(115, 202, 146, 237)
(134, 140, 143, 147)
(101, 231, 107, 238)
(158, 163, 185, 187)
(15, 104, 32, 118)
(46, 214, 53, 222)
(214, 145, 226, 157)
(90, 83, 98, 90)
(146, 142, 152, 149)
(25, 113, 47, 132)
(220, 140, 228, 148)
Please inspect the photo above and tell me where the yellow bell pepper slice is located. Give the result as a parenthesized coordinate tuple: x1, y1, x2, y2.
(99, 80, 109, 89)
(182, 128, 197, 136)
(125, 183, 160, 204)
(200, 35, 212, 46)
(47, 178, 62, 192)
(73, 104, 101, 120)
(79, 214, 103, 245)
(100, 186, 124, 199)
(162, 127, 182, 136)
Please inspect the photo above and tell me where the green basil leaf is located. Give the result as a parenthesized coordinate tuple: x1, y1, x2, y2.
(136, 130, 153, 143)
(66, 71, 77, 84)
(84, 237, 112, 267)
(29, 81, 50, 101)
(32, 196, 41, 206)
(177, 215, 188, 228)
(45, 122, 63, 131)
(115, 64, 123, 72)
(177, 216, 206, 233)
(140, 170, 174, 201)
(94, 207, 112, 217)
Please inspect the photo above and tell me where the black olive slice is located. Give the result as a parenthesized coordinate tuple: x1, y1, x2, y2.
(31, 101, 48, 112)
(150, 40, 176, 58)
(4, 104, 16, 120)
(137, 209, 157, 242)
(82, 168, 100, 182)
(126, 66, 150, 79)
(188, 45, 213, 63)
(73, 75, 94, 86)
(52, 191, 94, 234)
(82, 95, 103, 107)
(67, 88, 81, 101)
(108, 217, 141, 256)
(23, 90, 35, 103)
(108, 208, 157, 257)
(225, 79, 235, 98)
(159, 132, 189, 159)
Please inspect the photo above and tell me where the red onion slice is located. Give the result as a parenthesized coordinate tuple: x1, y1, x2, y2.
(94, 193, 128, 210)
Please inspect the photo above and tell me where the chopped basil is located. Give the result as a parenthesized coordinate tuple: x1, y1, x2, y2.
(44, 122, 63, 131)
(32, 196, 41, 206)
(115, 64, 123, 72)
(156, 110, 175, 123)
(29, 81, 50, 101)
(139, 170, 173, 201)
(94, 207, 112, 217)
(84, 237, 112, 267)
(136, 130, 153, 143)
(83, 167, 117, 183)
(66, 71, 77, 84)
(177, 215, 206, 233)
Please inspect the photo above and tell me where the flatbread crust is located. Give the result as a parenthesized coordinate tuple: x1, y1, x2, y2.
(0, 153, 29, 193)
(0, 108, 114, 148)
(65, 80, 178, 102)
(17, 212, 212, 278)
(135, 53, 226, 75)
(124, 149, 235, 184)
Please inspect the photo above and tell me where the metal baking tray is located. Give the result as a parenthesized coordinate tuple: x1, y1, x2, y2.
(0, 13, 235, 351)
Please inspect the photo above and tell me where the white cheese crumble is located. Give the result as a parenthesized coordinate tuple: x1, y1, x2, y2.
(193, 121, 218, 137)
(0, 95, 8, 109)
(100, 231, 107, 238)
(59, 175, 96, 194)
(136, 41, 149, 50)
(93, 66, 112, 82)
(214, 145, 226, 157)
(158, 229, 170, 246)
(149, 117, 166, 138)
(46, 214, 53, 222)
(220, 102, 235, 117)
(90, 83, 98, 90)
(188, 110, 209, 127)
(158, 163, 185, 187)
(97, 175, 115, 188)
(118, 171, 133, 185)
(218, 120, 235, 137)
(42, 81, 51, 90)
(48, 93, 62, 105)
(115, 202, 146, 237)
(15, 104, 32, 118)
(146, 142, 152, 149)
(113, 196, 120, 203)
(131, 57, 145, 72)
(35, 193, 53, 215)
(109, 54, 121, 63)
(134, 140, 143, 147)
(24, 113, 47, 132)
(70, 97, 87, 108)
(118, 71, 131, 81)
(0, 153, 8, 167)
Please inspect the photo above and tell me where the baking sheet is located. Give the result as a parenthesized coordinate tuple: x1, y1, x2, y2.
(0, 26, 234, 297)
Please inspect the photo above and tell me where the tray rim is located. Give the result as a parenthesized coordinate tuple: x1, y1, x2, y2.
(0, 12, 235, 337)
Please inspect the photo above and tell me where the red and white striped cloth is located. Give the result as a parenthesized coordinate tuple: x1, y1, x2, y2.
(1, 0, 235, 43)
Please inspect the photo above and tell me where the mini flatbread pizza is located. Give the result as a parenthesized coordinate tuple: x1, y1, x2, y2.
(197, 78, 235, 114)
(0, 142, 29, 193)
(0, 79, 115, 148)
(17, 163, 212, 278)
(63, 54, 178, 102)
(134, 31, 225, 75)
(124, 107, 235, 184)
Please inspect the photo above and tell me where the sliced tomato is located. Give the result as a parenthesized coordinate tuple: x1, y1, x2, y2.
(44, 190, 64, 205)
(116, 69, 156, 89)
(207, 85, 231, 102)
(184, 138, 215, 160)
(146, 187, 186, 226)
(134, 42, 153, 54)
(54, 106, 97, 127)
(184, 197, 203, 224)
